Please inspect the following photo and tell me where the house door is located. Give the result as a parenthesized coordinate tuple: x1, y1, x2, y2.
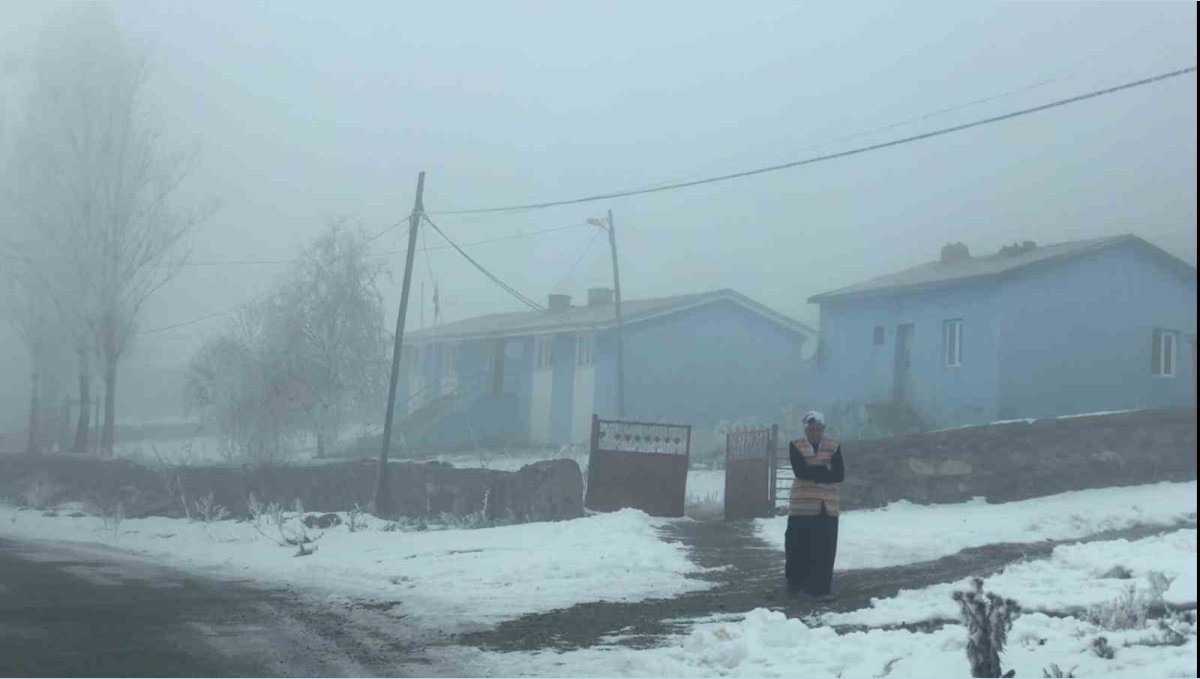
(893, 323, 914, 403)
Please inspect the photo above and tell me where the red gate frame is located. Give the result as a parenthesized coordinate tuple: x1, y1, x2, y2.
(584, 415, 692, 518)
(724, 425, 778, 520)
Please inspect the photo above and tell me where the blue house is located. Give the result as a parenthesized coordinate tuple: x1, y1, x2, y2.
(807, 234, 1197, 430)
(398, 288, 815, 447)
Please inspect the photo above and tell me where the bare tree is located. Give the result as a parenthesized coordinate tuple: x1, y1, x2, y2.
(264, 220, 388, 458)
(9, 5, 214, 455)
(185, 305, 300, 465)
(185, 222, 387, 462)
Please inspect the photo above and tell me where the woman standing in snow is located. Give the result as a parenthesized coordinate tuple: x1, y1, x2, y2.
(785, 411, 845, 601)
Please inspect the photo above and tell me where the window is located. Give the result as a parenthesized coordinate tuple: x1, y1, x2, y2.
(576, 334, 594, 366)
(535, 336, 554, 369)
(440, 343, 456, 376)
(1152, 328, 1178, 377)
(944, 319, 963, 367)
(873, 326, 885, 346)
(403, 346, 419, 373)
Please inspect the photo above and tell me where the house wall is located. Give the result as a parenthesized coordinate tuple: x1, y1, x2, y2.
(402, 299, 815, 447)
(592, 299, 811, 430)
(397, 336, 531, 448)
(815, 281, 1003, 429)
(997, 244, 1197, 419)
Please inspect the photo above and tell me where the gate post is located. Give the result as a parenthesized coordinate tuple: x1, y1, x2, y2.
(769, 424, 778, 513)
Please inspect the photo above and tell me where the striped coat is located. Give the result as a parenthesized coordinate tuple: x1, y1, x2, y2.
(789, 437, 841, 517)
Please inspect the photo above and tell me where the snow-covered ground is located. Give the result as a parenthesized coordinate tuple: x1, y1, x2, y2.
(823, 529, 1197, 627)
(451, 528, 1198, 678)
(756, 481, 1197, 571)
(2, 480, 1194, 676)
(0, 505, 708, 630)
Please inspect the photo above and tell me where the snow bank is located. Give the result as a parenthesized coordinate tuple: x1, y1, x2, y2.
(756, 481, 1197, 571)
(824, 529, 1197, 627)
(456, 529, 1198, 678)
(0, 505, 708, 628)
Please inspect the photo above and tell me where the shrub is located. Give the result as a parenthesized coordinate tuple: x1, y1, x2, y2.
(953, 577, 1021, 678)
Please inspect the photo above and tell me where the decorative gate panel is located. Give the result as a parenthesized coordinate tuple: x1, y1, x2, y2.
(585, 415, 691, 518)
(724, 425, 778, 520)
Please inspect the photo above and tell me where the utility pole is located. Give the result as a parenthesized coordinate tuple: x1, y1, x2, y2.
(373, 171, 426, 517)
(591, 210, 626, 418)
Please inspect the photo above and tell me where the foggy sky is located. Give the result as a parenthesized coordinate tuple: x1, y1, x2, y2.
(0, 1, 1196, 425)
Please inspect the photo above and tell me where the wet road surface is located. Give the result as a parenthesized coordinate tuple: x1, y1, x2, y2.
(0, 537, 433, 677)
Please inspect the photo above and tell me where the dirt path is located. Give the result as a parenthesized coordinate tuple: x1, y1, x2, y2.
(457, 519, 1196, 653)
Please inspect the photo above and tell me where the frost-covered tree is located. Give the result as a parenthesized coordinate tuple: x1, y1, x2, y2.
(185, 305, 299, 464)
(186, 221, 387, 462)
(265, 220, 388, 458)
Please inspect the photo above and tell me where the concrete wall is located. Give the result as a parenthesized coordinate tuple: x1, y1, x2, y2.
(834, 408, 1196, 510)
(815, 281, 1003, 428)
(997, 244, 1197, 419)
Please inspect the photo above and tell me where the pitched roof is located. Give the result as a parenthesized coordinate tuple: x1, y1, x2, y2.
(808, 234, 1196, 304)
(406, 288, 815, 343)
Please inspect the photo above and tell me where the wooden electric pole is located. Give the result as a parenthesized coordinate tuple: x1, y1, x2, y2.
(373, 171, 426, 516)
(605, 209, 626, 418)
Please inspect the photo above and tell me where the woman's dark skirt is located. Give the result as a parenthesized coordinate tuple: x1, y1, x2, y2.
(784, 509, 839, 596)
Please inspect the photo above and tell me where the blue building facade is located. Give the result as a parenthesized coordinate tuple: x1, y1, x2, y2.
(809, 235, 1197, 429)
(398, 288, 814, 448)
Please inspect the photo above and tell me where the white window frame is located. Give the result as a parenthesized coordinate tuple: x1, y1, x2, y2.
(944, 319, 963, 367)
(1152, 328, 1178, 377)
(535, 336, 554, 370)
(576, 334, 594, 367)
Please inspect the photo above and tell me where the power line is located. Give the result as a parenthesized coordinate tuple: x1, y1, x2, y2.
(420, 214, 611, 338)
(430, 65, 1197, 216)
(631, 69, 1076, 195)
(138, 212, 414, 335)
(185, 221, 589, 267)
(421, 214, 545, 312)
(552, 226, 604, 293)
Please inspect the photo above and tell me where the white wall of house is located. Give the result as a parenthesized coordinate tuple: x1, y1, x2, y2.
(530, 336, 554, 443)
(571, 334, 596, 444)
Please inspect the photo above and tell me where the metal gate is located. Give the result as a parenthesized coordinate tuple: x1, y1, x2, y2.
(585, 415, 692, 518)
(724, 425, 778, 520)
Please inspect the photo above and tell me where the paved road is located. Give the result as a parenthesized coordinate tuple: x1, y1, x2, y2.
(0, 537, 434, 678)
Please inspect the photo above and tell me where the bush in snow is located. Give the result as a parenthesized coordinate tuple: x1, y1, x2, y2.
(20, 476, 60, 510)
(1089, 636, 1115, 659)
(253, 499, 323, 556)
(97, 501, 124, 541)
(1085, 570, 1174, 631)
(1042, 663, 1077, 678)
(953, 577, 1020, 678)
(193, 492, 229, 523)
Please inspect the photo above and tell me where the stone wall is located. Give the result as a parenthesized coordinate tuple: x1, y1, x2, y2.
(0, 454, 583, 523)
(835, 408, 1197, 510)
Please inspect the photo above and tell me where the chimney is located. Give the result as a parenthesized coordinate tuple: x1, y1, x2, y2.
(587, 287, 614, 307)
(547, 293, 571, 313)
(999, 240, 1037, 257)
(940, 242, 971, 265)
